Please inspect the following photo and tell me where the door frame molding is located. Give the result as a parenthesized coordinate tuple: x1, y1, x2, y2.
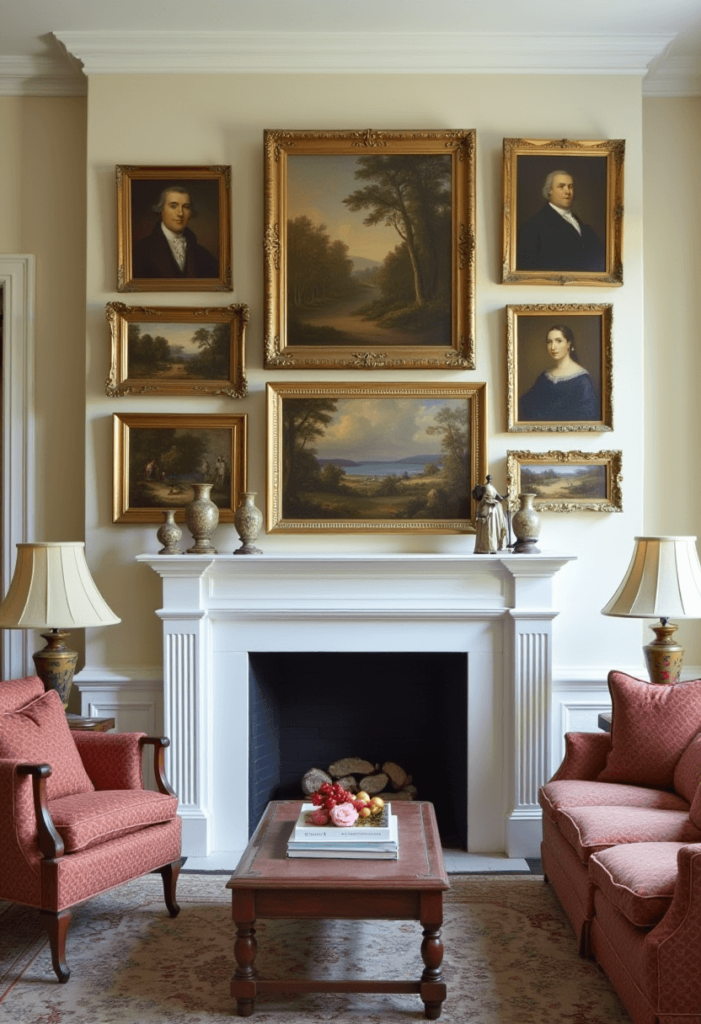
(0, 255, 36, 678)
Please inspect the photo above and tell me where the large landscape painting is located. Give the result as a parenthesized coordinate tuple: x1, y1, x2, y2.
(264, 130, 476, 369)
(267, 382, 486, 531)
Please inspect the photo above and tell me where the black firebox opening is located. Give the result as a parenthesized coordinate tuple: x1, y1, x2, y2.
(248, 652, 467, 847)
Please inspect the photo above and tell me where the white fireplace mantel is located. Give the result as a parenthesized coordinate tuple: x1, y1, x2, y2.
(138, 552, 574, 864)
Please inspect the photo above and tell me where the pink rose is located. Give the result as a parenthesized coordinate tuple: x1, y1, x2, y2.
(329, 802, 359, 827)
(310, 807, 330, 825)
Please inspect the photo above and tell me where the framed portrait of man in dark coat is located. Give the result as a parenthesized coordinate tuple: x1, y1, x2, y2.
(117, 166, 232, 292)
(502, 139, 624, 286)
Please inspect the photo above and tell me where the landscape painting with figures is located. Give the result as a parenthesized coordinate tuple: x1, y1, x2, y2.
(267, 383, 486, 532)
(286, 153, 452, 348)
(113, 413, 246, 523)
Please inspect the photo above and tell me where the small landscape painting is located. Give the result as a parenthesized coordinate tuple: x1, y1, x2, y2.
(506, 449, 622, 513)
(267, 382, 486, 532)
(113, 413, 246, 523)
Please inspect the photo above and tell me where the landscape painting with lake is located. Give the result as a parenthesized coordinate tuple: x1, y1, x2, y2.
(506, 449, 623, 513)
(264, 130, 476, 369)
(267, 382, 486, 532)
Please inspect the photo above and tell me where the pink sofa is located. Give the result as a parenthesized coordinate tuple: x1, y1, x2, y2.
(540, 671, 701, 1024)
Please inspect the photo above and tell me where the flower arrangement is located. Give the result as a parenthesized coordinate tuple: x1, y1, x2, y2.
(309, 781, 385, 827)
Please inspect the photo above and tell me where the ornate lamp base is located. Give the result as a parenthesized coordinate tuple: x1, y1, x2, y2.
(32, 629, 79, 709)
(644, 622, 684, 685)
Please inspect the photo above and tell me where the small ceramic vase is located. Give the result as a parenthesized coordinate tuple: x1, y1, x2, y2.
(185, 483, 219, 554)
(156, 509, 182, 555)
(233, 491, 264, 555)
(511, 493, 541, 554)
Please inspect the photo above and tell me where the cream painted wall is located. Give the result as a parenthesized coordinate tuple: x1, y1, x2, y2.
(643, 97, 701, 666)
(0, 97, 87, 677)
(83, 73, 646, 675)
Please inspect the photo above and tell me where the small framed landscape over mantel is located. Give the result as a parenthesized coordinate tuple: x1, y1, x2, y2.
(264, 128, 476, 370)
(506, 449, 623, 513)
(105, 302, 248, 398)
(113, 413, 247, 523)
(267, 381, 486, 533)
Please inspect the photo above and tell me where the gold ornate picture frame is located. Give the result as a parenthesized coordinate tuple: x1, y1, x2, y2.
(267, 381, 486, 532)
(264, 129, 476, 370)
(117, 165, 232, 293)
(502, 138, 624, 286)
(105, 302, 248, 398)
(113, 413, 247, 523)
(507, 304, 613, 432)
(506, 449, 623, 512)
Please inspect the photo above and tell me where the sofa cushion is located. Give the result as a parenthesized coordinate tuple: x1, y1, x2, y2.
(590, 842, 683, 928)
(674, 731, 701, 805)
(48, 789, 178, 853)
(597, 671, 701, 788)
(557, 805, 701, 864)
(0, 689, 94, 800)
(540, 780, 689, 823)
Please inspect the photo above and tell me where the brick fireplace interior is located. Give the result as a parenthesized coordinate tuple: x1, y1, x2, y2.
(248, 652, 468, 847)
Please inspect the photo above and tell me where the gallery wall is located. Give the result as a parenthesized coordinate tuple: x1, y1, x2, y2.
(81, 72, 647, 681)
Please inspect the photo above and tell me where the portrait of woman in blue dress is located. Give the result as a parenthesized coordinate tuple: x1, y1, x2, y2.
(518, 324, 599, 423)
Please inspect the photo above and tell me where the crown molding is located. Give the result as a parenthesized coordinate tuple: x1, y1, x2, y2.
(643, 57, 701, 97)
(54, 29, 674, 76)
(0, 55, 86, 96)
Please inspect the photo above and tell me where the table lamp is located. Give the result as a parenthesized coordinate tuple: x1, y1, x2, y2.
(601, 536, 701, 685)
(0, 542, 120, 708)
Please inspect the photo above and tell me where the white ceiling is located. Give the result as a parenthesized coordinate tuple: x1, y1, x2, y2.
(1, 0, 700, 95)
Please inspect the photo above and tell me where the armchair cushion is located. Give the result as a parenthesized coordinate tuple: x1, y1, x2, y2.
(48, 789, 178, 853)
(539, 779, 689, 823)
(674, 731, 701, 805)
(590, 842, 682, 927)
(557, 805, 701, 864)
(597, 671, 701, 788)
(0, 690, 93, 800)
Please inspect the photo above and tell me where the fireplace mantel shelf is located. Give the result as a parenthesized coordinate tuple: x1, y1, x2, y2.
(138, 550, 575, 864)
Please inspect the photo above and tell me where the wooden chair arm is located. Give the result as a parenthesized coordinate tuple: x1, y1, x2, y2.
(16, 763, 65, 860)
(139, 737, 176, 798)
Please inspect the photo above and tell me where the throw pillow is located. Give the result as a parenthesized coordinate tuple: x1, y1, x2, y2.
(0, 689, 94, 800)
(598, 671, 701, 789)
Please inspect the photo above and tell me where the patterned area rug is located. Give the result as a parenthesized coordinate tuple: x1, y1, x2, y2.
(0, 873, 630, 1023)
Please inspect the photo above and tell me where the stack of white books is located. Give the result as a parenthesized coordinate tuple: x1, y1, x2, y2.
(287, 802, 399, 859)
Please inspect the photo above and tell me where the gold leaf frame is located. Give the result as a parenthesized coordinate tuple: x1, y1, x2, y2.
(105, 302, 248, 398)
(506, 449, 623, 513)
(502, 138, 624, 286)
(264, 129, 476, 370)
(117, 165, 232, 293)
(113, 413, 247, 523)
(506, 303, 613, 432)
(267, 381, 486, 533)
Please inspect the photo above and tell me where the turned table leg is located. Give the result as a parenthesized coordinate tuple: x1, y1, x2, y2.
(420, 892, 446, 1020)
(232, 920, 258, 1017)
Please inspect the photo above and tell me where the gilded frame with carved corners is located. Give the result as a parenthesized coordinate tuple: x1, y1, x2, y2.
(264, 129, 476, 370)
(506, 449, 623, 513)
(502, 138, 624, 286)
(117, 165, 232, 293)
(507, 303, 613, 432)
(105, 302, 248, 399)
(113, 413, 247, 523)
(267, 380, 486, 533)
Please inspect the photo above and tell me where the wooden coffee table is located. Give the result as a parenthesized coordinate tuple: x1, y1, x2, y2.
(227, 799, 449, 1019)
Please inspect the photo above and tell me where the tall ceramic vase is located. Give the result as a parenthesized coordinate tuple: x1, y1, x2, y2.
(185, 483, 219, 554)
(233, 492, 263, 555)
(511, 493, 541, 554)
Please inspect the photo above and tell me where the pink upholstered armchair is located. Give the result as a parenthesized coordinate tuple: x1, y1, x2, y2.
(0, 675, 182, 982)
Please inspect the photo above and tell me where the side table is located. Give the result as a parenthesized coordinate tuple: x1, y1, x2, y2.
(66, 713, 115, 732)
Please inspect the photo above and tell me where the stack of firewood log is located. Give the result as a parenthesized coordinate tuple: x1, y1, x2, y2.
(302, 757, 418, 801)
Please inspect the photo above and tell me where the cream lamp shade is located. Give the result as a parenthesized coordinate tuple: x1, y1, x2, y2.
(0, 542, 120, 707)
(602, 536, 701, 684)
